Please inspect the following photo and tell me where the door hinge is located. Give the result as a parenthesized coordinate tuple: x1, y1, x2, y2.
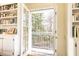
(55, 12, 57, 15)
(55, 31, 56, 33)
(75, 43, 77, 47)
(55, 49, 57, 52)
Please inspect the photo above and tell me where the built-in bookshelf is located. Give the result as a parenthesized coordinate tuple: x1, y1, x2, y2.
(0, 3, 28, 56)
(0, 3, 17, 35)
(72, 3, 79, 38)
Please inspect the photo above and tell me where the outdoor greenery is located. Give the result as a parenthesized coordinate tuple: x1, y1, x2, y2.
(32, 12, 54, 50)
(32, 13, 44, 32)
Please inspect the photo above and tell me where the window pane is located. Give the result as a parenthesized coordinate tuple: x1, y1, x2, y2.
(23, 9, 29, 51)
(32, 9, 55, 50)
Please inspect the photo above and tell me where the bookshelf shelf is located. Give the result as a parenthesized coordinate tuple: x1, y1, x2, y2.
(0, 8, 17, 13)
(72, 8, 79, 10)
(0, 16, 17, 19)
(72, 21, 79, 22)
(0, 23, 17, 25)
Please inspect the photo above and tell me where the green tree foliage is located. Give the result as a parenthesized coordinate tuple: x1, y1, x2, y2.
(32, 13, 44, 32)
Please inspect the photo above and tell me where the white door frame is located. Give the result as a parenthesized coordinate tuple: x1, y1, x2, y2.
(28, 8, 57, 55)
(67, 4, 75, 56)
(20, 4, 30, 55)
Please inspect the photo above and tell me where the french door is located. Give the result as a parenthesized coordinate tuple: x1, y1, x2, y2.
(29, 8, 56, 55)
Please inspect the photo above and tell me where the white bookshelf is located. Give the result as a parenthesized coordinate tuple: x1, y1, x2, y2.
(0, 3, 28, 56)
(72, 3, 79, 38)
(68, 3, 79, 56)
(72, 3, 79, 56)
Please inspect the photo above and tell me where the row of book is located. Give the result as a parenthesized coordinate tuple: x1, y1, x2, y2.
(72, 25, 79, 38)
(72, 3, 79, 8)
(72, 13, 79, 22)
(0, 18, 17, 24)
(0, 28, 17, 34)
(0, 3, 17, 11)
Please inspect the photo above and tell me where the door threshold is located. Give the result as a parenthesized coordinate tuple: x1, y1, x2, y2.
(26, 51, 54, 56)
(32, 48, 54, 54)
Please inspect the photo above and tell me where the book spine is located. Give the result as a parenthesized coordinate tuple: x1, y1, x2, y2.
(76, 27, 78, 38)
(72, 26, 75, 37)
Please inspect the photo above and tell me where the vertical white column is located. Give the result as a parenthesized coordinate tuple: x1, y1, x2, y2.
(67, 3, 75, 56)
(28, 11, 32, 54)
(54, 4, 58, 56)
(20, 4, 24, 55)
(14, 3, 22, 56)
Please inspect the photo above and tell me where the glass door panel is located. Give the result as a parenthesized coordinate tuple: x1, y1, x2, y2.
(31, 9, 56, 51)
(23, 8, 29, 52)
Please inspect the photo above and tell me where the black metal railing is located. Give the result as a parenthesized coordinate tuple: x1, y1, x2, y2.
(32, 32, 55, 50)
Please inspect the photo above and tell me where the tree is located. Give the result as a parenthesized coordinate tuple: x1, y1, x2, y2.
(32, 13, 44, 32)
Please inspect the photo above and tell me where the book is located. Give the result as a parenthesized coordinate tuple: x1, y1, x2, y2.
(72, 26, 75, 37)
